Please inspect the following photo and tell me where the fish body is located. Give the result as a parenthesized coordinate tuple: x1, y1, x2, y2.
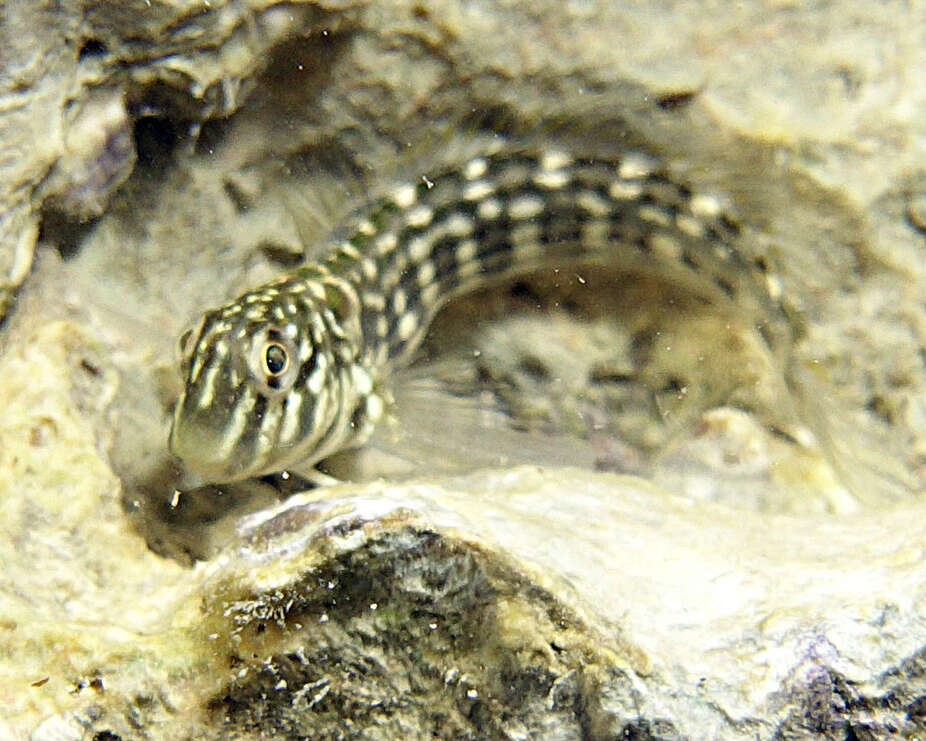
(170, 142, 791, 483)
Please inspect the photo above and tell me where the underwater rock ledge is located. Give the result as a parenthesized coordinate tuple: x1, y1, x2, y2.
(24, 469, 926, 739)
(4, 0, 926, 738)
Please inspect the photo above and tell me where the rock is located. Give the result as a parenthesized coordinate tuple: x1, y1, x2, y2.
(2, 0, 926, 738)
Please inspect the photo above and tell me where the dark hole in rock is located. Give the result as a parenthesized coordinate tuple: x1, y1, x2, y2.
(78, 38, 108, 60)
(134, 116, 181, 169)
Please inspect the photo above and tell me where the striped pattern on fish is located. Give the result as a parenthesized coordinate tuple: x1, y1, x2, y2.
(169, 141, 791, 483)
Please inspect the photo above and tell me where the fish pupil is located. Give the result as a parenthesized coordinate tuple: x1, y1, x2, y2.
(265, 343, 288, 375)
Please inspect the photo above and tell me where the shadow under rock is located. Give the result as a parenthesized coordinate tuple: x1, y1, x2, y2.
(121, 457, 299, 566)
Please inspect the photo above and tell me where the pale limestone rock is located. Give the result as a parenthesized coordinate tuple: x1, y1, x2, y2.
(1, 0, 926, 738)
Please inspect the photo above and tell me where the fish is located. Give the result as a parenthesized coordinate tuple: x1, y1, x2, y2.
(168, 140, 809, 485)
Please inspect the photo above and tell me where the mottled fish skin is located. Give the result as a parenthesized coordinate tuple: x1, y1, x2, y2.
(170, 142, 792, 483)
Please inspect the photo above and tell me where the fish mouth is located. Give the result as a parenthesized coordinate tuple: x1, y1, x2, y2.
(168, 400, 253, 483)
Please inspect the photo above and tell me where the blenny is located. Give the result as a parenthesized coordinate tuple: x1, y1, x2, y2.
(170, 141, 793, 483)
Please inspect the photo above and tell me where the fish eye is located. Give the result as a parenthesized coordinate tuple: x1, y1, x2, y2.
(248, 326, 298, 394)
(264, 342, 289, 376)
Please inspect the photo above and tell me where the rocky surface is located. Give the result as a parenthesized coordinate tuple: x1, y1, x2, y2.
(3, 0, 926, 738)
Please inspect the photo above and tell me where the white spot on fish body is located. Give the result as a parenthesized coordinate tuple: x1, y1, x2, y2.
(444, 213, 474, 237)
(533, 169, 569, 189)
(676, 213, 705, 238)
(392, 183, 417, 208)
(463, 180, 495, 201)
(416, 260, 436, 286)
(576, 190, 611, 217)
(392, 288, 407, 316)
(298, 339, 312, 361)
(455, 238, 478, 264)
(541, 149, 572, 171)
(361, 258, 378, 282)
(214, 389, 257, 460)
(307, 361, 327, 395)
(351, 365, 374, 395)
(337, 241, 361, 260)
(375, 232, 398, 256)
(279, 390, 303, 444)
(408, 235, 432, 263)
(363, 291, 387, 311)
(397, 311, 418, 341)
(477, 198, 502, 220)
(618, 152, 657, 179)
(690, 193, 723, 218)
(195, 359, 222, 409)
(406, 204, 434, 228)
(464, 157, 488, 180)
(421, 282, 440, 307)
(638, 205, 672, 227)
(609, 179, 644, 200)
(508, 194, 545, 220)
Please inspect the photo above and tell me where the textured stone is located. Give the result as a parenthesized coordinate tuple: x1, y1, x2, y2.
(2, 0, 926, 739)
